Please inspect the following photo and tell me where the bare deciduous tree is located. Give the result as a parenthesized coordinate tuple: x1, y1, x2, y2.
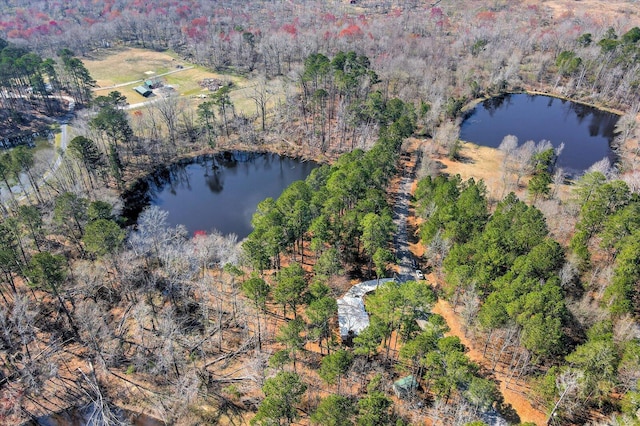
(435, 120, 461, 160)
(459, 285, 480, 334)
(559, 258, 579, 291)
(551, 167, 565, 199)
(621, 170, 640, 194)
(77, 363, 128, 426)
(76, 299, 120, 369)
(498, 134, 518, 195)
(250, 78, 273, 132)
(549, 369, 582, 422)
(513, 140, 536, 188)
(153, 94, 180, 151)
(418, 142, 439, 179)
(587, 157, 616, 179)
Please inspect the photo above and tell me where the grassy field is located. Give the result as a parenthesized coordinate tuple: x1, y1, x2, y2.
(83, 48, 179, 87)
(84, 47, 284, 116)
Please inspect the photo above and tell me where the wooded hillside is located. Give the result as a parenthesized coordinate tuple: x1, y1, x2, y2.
(0, 1, 639, 425)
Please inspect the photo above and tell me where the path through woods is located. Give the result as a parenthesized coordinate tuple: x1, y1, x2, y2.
(393, 139, 548, 425)
(431, 297, 548, 425)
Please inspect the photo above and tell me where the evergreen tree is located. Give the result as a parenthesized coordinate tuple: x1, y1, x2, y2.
(252, 371, 307, 426)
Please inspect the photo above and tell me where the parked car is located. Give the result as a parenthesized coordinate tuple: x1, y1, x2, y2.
(415, 269, 424, 280)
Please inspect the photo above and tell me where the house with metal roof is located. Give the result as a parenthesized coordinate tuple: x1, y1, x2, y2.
(134, 85, 152, 97)
(337, 278, 394, 340)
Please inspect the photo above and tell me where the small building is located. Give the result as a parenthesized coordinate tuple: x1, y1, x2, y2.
(393, 375, 418, 399)
(337, 278, 394, 341)
(134, 85, 152, 97)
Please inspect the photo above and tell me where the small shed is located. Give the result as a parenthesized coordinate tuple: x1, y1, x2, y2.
(393, 375, 418, 399)
(134, 85, 152, 97)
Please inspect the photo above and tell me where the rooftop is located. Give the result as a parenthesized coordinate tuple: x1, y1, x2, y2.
(337, 278, 393, 338)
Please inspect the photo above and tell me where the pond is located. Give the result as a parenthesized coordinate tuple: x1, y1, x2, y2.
(123, 152, 318, 239)
(23, 404, 162, 426)
(459, 93, 620, 175)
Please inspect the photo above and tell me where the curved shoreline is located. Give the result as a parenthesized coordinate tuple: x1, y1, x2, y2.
(121, 148, 324, 198)
(120, 150, 320, 236)
(461, 89, 624, 117)
(120, 139, 333, 194)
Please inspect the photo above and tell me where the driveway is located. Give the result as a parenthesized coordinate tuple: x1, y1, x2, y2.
(1, 95, 75, 203)
(392, 151, 417, 282)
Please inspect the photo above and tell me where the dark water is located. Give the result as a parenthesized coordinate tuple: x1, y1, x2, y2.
(23, 404, 162, 426)
(123, 152, 318, 239)
(460, 94, 620, 174)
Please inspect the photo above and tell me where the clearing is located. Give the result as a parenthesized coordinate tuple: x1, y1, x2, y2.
(83, 47, 284, 115)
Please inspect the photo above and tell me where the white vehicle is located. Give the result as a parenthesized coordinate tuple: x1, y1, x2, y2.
(415, 269, 424, 280)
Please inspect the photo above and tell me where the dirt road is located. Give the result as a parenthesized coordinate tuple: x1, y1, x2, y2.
(0, 95, 75, 204)
(432, 298, 548, 425)
(392, 162, 416, 282)
(391, 141, 548, 425)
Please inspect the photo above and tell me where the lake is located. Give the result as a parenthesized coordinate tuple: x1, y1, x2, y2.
(23, 404, 163, 426)
(123, 152, 318, 239)
(459, 94, 620, 175)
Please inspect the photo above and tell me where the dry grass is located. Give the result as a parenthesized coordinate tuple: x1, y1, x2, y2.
(422, 140, 577, 206)
(437, 141, 507, 200)
(180, 73, 286, 118)
(419, 140, 521, 203)
(83, 48, 181, 86)
(84, 47, 285, 117)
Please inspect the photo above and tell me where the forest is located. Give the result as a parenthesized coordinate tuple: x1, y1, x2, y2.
(0, 0, 639, 425)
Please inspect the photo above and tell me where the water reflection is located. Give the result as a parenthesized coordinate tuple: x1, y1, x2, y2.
(205, 169, 224, 193)
(122, 152, 318, 239)
(23, 404, 162, 426)
(461, 94, 619, 175)
(482, 93, 513, 116)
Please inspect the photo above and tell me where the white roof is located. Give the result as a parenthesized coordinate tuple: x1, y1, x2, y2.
(337, 278, 394, 337)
